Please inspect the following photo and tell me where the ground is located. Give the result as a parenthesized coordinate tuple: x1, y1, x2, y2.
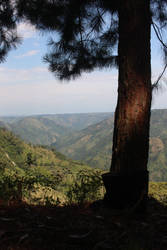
(0, 197, 167, 250)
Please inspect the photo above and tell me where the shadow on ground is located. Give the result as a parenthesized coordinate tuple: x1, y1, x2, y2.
(0, 197, 167, 250)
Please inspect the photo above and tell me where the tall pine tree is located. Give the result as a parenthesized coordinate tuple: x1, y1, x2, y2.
(16, 0, 167, 210)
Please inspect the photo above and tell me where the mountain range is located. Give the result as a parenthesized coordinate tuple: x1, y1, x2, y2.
(55, 109, 167, 181)
(0, 113, 112, 145)
(1, 110, 167, 181)
(0, 126, 91, 174)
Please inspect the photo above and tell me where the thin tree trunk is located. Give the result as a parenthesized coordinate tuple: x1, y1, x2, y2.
(102, 0, 152, 210)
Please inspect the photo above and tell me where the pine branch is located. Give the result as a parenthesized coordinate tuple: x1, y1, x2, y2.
(85, 10, 106, 40)
(152, 21, 166, 49)
(152, 21, 167, 89)
(152, 63, 167, 90)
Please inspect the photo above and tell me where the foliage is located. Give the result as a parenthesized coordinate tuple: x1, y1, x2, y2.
(149, 182, 167, 205)
(66, 169, 104, 205)
(0, 1, 21, 62)
(1, 118, 167, 206)
(15, 0, 167, 83)
(16, 0, 119, 80)
(0, 127, 95, 205)
(0, 165, 63, 205)
(0, 164, 104, 206)
(25, 152, 37, 166)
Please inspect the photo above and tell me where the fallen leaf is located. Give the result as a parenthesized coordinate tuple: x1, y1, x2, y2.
(0, 217, 15, 222)
(69, 230, 92, 239)
(95, 215, 104, 220)
(19, 233, 29, 243)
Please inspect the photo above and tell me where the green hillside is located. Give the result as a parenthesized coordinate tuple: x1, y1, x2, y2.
(55, 117, 114, 170)
(0, 127, 92, 172)
(1, 110, 167, 182)
(55, 109, 167, 182)
(0, 129, 167, 250)
(8, 116, 73, 145)
(0, 113, 112, 145)
(0, 127, 95, 205)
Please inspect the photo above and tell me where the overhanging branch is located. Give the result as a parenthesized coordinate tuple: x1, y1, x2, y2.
(152, 21, 167, 89)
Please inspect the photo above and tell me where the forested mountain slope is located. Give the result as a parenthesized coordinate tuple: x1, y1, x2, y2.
(8, 117, 72, 145)
(55, 117, 114, 170)
(55, 109, 167, 181)
(40, 113, 112, 130)
(0, 127, 97, 205)
(0, 113, 112, 145)
(0, 127, 91, 176)
(1, 110, 167, 181)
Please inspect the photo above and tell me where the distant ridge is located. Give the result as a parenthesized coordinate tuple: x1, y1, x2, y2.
(0, 112, 113, 145)
(1, 110, 167, 181)
(54, 109, 167, 182)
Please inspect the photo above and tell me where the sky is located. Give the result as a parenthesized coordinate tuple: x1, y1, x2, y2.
(0, 22, 167, 116)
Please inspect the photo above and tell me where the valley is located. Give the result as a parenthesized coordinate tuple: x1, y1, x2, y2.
(0, 109, 167, 182)
(0, 112, 112, 145)
(0, 127, 98, 205)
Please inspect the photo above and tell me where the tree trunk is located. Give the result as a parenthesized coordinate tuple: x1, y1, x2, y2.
(102, 0, 152, 210)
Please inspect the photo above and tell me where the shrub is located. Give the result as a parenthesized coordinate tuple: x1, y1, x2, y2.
(66, 169, 104, 205)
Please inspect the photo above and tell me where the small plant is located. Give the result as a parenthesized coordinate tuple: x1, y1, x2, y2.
(66, 169, 104, 205)
(149, 182, 167, 205)
(25, 152, 37, 166)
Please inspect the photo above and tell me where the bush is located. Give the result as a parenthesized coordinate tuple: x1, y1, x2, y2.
(66, 169, 104, 205)
(0, 167, 64, 205)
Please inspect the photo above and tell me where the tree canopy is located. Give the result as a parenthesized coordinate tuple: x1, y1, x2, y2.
(16, 0, 167, 83)
(0, 0, 21, 62)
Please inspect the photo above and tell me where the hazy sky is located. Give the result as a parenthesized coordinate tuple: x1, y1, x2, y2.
(0, 22, 166, 116)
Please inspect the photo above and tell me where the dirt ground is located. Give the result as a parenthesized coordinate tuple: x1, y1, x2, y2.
(0, 198, 167, 250)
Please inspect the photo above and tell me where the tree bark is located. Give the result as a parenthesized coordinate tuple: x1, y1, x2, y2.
(102, 0, 152, 210)
(111, 0, 152, 174)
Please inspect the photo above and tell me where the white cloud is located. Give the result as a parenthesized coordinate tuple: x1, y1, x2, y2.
(0, 66, 51, 83)
(17, 22, 36, 39)
(15, 50, 40, 58)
